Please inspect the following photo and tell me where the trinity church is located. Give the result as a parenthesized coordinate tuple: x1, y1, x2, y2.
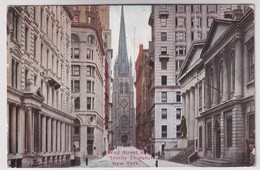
(111, 6, 136, 147)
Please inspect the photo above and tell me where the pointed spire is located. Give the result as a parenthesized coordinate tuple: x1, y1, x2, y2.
(118, 6, 129, 76)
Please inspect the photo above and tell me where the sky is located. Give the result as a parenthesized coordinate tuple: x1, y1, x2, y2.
(109, 5, 151, 76)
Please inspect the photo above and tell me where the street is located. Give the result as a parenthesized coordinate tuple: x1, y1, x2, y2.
(76, 146, 191, 168)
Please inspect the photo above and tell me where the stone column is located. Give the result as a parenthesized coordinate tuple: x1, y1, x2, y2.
(194, 84, 198, 146)
(61, 122, 65, 152)
(52, 119, 57, 152)
(204, 66, 210, 109)
(190, 87, 195, 140)
(47, 117, 52, 152)
(38, 112, 42, 152)
(27, 107, 33, 152)
(220, 112, 225, 158)
(64, 123, 67, 152)
(186, 91, 190, 139)
(42, 115, 46, 152)
(182, 93, 186, 119)
(18, 106, 25, 154)
(222, 48, 229, 102)
(234, 32, 243, 99)
(232, 104, 245, 162)
(212, 58, 218, 106)
(57, 121, 60, 152)
(11, 104, 17, 153)
(68, 125, 71, 152)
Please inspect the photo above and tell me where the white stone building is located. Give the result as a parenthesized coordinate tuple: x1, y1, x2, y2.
(7, 6, 74, 167)
(148, 4, 246, 159)
(178, 7, 255, 166)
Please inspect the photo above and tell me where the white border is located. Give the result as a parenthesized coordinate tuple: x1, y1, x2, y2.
(1, 1, 259, 170)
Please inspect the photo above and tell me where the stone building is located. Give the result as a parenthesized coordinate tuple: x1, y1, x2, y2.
(71, 6, 108, 161)
(178, 7, 255, 166)
(7, 6, 74, 167)
(135, 45, 152, 152)
(148, 4, 245, 159)
(111, 6, 136, 148)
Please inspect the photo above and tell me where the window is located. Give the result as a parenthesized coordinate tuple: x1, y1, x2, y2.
(71, 34, 79, 43)
(121, 116, 127, 128)
(71, 48, 80, 59)
(92, 82, 95, 92)
(162, 76, 167, 85)
(176, 18, 185, 27)
(207, 5, 217, 13)
(199, 126, 202, 149)
(74, 15, 79, 22)
(226, 117, 232, 147)
(72, 65, 80, 76)
(176, 91, 181, 102)
(161, 47, 167, 55)
(87, 127, 94, 135)
(161, 109, 167, 119)
(25, 69, 29, 88)
(87, 49, 93, 60)
(176, 5, 185, 13)
(248, 44, 255, 82)
(120, 83, 123, 93)
(124, 82, 129, 93)
(176, 108, 181, 119)
(46, 49, 49, 68)
(34, 36, 37, 58)
(88, 35, 95, 44)
(176, 125, 181, 137)
(162, 125, 167, 138)
(160, 18, 167, 27)
(11, 59, 19, 88)
(199, 83, 202, 107)
(25, 26, 29, 51)
(10, 10, 19, 40)
(86, 66, 95, 77)
(249, 114, 255, 139)
(74, 97, 80, 109)
(191, 31, 202, 41)
(72, 80, 80, 92)
(34, 75, 37, 86)
(87, 81, 91, 92)
(41, 8, 44, 28)
(92, 98, 94, 110)
(175, 60, 184, 71)
(88, 16, 91, 24)
(207, 18, 214, 27)
(192, 5, 201, 13)
(46, 16, 49, 35)
(87, 97, 91, 110)
(175, 46, 186, 56)
(162, 92, 167, 102)
(161, 59, 167, 70)
(161, 32, 167, 41)
(175, 31, 186, 42)
(74, 119, 80, 134)
(191, 17, 201, 27)
(207, 121, 212, 149)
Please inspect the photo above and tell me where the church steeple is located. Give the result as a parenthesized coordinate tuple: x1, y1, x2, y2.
(117, 6, 129, 76)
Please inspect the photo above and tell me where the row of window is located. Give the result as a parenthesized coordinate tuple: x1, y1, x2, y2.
(160, 46, 186, 56)
(161, 124, 181, 138)
(160, 5, 217, 13)
(161, 91, 181, 103)
(160, 17, 215, 28)
(74, 97, 94, 110)
(161, 108, 181, 120)
(119, 82, 129, 94)
(71, 65, 95, 77)
(71, 48, 95, 60)
(71, 34, 95, 45)
(71, 80, 95, 93)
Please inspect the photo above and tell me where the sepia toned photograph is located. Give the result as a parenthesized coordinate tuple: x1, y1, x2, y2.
(6, 3, 255, 168)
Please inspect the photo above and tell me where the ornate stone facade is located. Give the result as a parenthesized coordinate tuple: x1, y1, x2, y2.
(7, 6, 74, 167)
(111, 6, 136, 148)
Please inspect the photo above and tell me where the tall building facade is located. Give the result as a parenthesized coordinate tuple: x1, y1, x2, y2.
(178, 7, 254, 166)
(148, 4, 245, 158)
(111, 6, 136, 148)
(7, 6, 74, 167)
(135, 45, 152, 152)
(71, 6, 107, 161)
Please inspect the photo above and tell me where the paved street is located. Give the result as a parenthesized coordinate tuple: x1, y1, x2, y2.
(76, 146, 191, 168)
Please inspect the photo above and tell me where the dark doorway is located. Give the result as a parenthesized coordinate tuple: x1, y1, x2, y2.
(215, 120, 221, 158)
(121, 135, 128, 145)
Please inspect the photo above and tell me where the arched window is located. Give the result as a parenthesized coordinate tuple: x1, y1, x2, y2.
(71, 34, 79, 43)
(74, 118, 80, 135)
(121, 116, 127, 128)
(124, 82, 129, 93)
(88, 35, 95, 44)
(120, 82, 123, 93)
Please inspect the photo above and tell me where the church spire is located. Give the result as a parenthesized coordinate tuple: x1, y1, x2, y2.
(118, 6, 129, 76)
